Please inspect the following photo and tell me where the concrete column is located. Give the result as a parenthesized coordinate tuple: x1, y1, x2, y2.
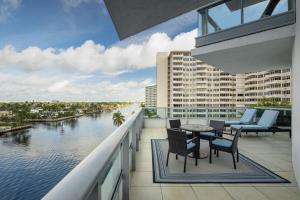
(292, 0, 300, 189)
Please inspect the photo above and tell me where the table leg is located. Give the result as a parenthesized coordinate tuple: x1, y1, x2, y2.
(198, 132, 208, 159)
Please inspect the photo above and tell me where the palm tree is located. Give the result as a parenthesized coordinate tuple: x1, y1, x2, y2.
(112, 111, 125, 126)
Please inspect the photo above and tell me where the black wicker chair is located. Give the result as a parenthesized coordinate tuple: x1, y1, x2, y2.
(169, 119, 193, 139)
(166, 128, 198, 172)
(169, 119, 181, 130)
(201, 120, 225, 141)
(209, 128, 242, 169)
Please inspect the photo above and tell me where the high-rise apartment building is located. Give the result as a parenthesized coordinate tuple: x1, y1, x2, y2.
(145, 85, 157, 107)
(156, 51, 291, 109)
(243, 69, 292, 106)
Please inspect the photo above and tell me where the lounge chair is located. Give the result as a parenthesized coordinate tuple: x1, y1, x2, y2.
(231, 110, 279, 136)
(225, 108, 257, 126)
(166, 128, 198, 172)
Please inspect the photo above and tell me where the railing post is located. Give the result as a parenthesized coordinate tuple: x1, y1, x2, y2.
(87, 183, 99, 200)
(185, 107, 188, 124)
(206, 107, 209, 124)
(165, 107, 168, 128)
(131, 125, 136, 171)
(122, 133, 130, 200)
(135, 119, 139, 152)
(288, 0, 295, 10)
(241, 0, 244, 24)
(136, 112, 141, 151)
(227, 108, 229, 121)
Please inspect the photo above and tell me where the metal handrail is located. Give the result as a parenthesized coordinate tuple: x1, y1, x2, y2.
(43, 109, 143, 200)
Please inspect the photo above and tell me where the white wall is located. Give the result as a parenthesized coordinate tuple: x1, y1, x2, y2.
(156, 52, 169, 108)
(292, 0, 300, 189)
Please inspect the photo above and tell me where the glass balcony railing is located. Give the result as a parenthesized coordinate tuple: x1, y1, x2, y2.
(144, 107, 291, 127)
(197, 0, 295, 46)
(43, 109, 144, 200)
(144, 107, 247, 119)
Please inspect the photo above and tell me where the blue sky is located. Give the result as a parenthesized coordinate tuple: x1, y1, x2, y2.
(0, 0, 197, 102)
(0, 0, 118, 49)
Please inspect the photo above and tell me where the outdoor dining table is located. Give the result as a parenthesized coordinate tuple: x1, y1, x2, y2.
(180, 124, 214, 159)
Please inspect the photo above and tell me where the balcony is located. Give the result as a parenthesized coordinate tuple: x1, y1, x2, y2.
(191, 0, 296, 74)
(43, 106, 298, 200)
(131, 128, 296, 200)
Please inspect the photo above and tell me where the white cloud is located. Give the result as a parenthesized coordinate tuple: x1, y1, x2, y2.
(0, 0, 21, 22)
(0, 29, 196, 74)
(0, 72, 154, 102)
(47, 80, 70, 92)
(0, 29, 196, 101)
(62, 0, 97, 8)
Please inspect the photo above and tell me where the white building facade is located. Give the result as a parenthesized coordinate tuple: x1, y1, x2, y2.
(156, 51, 291, 111)
(145, 85, 157, 107)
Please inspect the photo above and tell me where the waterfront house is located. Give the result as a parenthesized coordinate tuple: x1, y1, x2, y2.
(0, 111, 13, 118)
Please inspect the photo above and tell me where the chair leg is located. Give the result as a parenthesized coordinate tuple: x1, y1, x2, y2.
(214, 149, 216, 155)
(166, 151, 170, 166)
(176, 154, 178, 160)
(184, 155, 187, 173)
(209, 147, 212, 164)
(232, 153, 236, 169)
(217, 150, 219, 157)
(237, 149, 239, 163)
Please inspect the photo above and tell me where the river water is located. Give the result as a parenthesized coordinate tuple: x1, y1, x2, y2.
(0, 105, 138, 200)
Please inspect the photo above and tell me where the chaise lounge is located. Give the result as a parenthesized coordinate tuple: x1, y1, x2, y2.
(225, 108, 257, 127)
(230, 110, 279, 136)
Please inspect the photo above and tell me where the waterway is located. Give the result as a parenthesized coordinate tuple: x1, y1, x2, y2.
(0, 105, 138, 200)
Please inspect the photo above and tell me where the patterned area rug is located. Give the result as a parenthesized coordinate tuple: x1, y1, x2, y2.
(151, 139, 290, 184)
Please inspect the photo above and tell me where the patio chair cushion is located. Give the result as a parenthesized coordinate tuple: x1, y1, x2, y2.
(187, 142, 196, 150)
(257, 110, 279, 128)
(225, 120, 241, 125)
(201, 131, 216, 137)
(231, 124, 267, 130)
(225, 109, 256, 125)
(212, 139, 232, 148)
(240, 109, 257, 124)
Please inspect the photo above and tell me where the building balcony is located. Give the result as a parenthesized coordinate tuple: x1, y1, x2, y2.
(43, 106, 297, 200)
(191, 0, 296, 74)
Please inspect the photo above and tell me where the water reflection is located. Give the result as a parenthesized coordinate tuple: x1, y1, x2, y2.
(63, 118, 79, 130)
(1, 130, 31, 147)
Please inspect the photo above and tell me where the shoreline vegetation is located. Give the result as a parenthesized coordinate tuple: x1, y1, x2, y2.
(0, 102, 131, 135)
(27, 114, 84, 123)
